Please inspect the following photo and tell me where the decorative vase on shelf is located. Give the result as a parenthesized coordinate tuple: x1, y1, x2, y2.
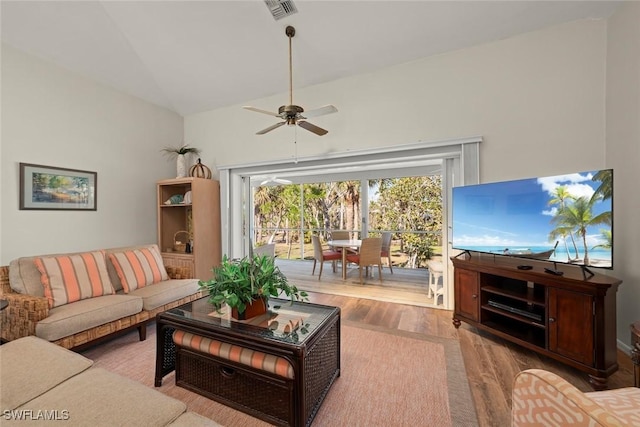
(161, 144, 201, 179)
(189, 158, 212, 179)
(176, 154, 187, 178)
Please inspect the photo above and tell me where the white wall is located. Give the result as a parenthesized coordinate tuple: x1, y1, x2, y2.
(606, 2, 640, 347)
(1, 44, 184, 264)
(186, 19, 607, 181)
(186, 18, 640, 346)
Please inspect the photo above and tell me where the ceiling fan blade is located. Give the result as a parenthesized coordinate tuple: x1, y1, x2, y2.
(243, 106, 280, 117)
(298, 121, 328, 136)
(260, 176, 292, 186)
(256, 121, 286, 135)
(302, 105, 338, 118)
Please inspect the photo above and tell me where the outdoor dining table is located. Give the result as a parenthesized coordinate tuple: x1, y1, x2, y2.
(327, 239, 362, 279)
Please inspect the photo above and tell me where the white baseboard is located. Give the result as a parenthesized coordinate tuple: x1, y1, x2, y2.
(618, 339, 632, 355)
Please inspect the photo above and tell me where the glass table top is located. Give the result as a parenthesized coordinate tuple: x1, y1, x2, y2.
(162, 297, 339, 345)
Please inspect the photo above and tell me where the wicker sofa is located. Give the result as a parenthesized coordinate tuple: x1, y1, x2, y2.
(512, 369, 640, 426)
(0, 335, 221, 426)
(0, 244, 206, 350)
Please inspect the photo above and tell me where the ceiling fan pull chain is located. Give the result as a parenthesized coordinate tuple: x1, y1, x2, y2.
(294, 126, 298, 164)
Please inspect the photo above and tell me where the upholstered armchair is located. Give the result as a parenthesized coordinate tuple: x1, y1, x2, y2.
(512, 369, 640, 426)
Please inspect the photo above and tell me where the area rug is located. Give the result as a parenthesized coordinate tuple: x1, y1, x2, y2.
(82, 321, 478, 426)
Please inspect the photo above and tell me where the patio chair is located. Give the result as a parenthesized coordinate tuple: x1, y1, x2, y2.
(330, 230, 357, 255)
(253, 243, 276, 259)
(311, 235, 341, 280)
(346, 237, 383, 284)
(380, 231, 393, 274)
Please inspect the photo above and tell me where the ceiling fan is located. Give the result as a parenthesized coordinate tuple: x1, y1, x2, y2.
(259, 176, 292, 186)
(244, 26, 337, 136)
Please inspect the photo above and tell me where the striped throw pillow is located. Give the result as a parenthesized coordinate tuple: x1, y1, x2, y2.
(34, 251, 115, 308)
(173, 330, 294, 379)
(108, 246, 168, 293)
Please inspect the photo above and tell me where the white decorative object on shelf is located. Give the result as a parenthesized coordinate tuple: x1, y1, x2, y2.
(161, 144, 201, 179)
(183, 190, 192, 204)
(176, 155, 187, 178)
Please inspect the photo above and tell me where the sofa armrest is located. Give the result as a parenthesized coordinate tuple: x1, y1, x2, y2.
(512, 369, 625, 427)
(0, 265, 50, 341)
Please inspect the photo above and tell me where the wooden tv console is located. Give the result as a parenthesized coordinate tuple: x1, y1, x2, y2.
(451, 253, 622, 390)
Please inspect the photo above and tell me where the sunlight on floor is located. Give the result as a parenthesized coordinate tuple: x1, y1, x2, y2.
(275, 258, 449, 310)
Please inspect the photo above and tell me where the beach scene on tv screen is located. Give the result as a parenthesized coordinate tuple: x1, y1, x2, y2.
(453, 169, 612, 268)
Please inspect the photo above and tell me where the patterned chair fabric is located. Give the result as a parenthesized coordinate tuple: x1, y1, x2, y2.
(512, 369, 640, 427)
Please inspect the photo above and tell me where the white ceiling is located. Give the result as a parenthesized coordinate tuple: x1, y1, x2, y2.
(1, 1, 621, 116)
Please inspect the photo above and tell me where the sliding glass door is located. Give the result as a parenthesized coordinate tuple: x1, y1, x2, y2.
(251, 174, 442, 272)
(219, 136, 481, 309)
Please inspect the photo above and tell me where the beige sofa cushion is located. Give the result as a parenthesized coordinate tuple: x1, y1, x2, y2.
(0, 336, 93, 410)
(10, 368, 186, 427)
(9, 256, 48, 296)
(170, 412, 223, 426)
(35, 294, 142, 342)
(127, 279, 199, 311)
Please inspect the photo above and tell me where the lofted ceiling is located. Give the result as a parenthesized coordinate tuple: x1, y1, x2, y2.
(1, 1, 621, 117)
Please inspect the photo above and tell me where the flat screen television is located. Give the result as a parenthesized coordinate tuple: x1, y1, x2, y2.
(452, 169, 613, 269)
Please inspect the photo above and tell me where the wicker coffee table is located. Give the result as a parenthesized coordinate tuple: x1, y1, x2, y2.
(155, 297, 340, 427)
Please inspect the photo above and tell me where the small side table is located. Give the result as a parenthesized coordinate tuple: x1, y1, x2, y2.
(631, 321, 640, 387)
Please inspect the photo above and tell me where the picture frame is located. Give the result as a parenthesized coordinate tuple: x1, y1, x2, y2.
(19, 163, 97, 211)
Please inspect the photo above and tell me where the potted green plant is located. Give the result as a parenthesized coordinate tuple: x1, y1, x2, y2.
(199, 254, 308, 320)
(161, 144, 201, 178)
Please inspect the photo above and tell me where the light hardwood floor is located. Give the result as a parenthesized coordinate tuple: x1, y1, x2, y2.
(277, 259, 635, 427)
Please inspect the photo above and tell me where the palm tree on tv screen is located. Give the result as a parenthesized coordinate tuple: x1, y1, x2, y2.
(592, 229, 612, 251)
(548, 185, 580, 260)
(591, 169, 613, 202)
(551, 196, 610, 266)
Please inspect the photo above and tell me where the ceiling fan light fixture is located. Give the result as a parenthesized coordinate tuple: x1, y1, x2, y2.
(243, 26, 337, 136)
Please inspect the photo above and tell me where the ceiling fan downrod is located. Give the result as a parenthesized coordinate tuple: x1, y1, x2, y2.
(286, 25, 295, 107)
(242, 25, 337, 136)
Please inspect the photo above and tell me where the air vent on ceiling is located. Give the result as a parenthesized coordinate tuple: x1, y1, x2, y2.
(264, 0, 298, 21)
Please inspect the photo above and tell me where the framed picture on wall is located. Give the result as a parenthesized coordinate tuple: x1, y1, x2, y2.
(19, 163, 97, 211)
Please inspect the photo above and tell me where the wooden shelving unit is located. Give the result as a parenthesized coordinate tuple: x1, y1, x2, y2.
(452, 253, 622, 390)
(157, 177, 221, 280)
